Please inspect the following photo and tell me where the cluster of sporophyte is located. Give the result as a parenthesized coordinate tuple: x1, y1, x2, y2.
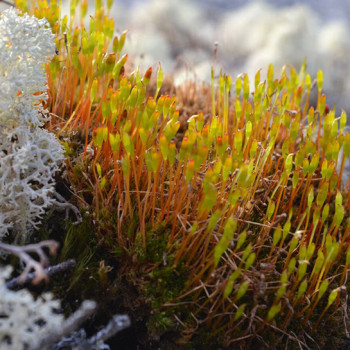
(14, 0, 350, 346)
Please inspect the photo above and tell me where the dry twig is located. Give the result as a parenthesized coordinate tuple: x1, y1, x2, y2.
(29, 300, 97, 350)
(6, 259, 76, 290)
(86, 314, 131, 347)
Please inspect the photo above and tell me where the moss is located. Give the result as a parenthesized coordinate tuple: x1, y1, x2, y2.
(14, 0, 350, 346)
(147, 311, 175, 337)
(137, 222, 170, 264)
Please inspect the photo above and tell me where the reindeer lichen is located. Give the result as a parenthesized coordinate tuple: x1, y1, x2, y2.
(0, 8, 64, 239)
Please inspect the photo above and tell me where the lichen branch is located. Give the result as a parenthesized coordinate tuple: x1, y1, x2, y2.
(6, 259, 76, 290)
(0, 240, 59, 284)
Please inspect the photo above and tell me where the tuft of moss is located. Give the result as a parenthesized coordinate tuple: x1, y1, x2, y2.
(13, 0, 350, 347)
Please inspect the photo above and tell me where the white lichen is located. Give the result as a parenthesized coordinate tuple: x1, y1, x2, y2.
(0, 7, 55, 128)
(0, 8, 65, 238)
(0, 266, 64, 350)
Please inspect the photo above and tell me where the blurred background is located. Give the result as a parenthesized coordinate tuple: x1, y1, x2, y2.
(107, 0, 350, 113)
(1, 0, 348, 112)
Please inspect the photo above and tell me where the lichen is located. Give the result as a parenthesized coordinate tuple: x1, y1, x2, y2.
(0, 266, 63, 350)
(0, 8, 64, 239)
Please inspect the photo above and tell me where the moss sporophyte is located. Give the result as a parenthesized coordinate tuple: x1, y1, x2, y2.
(10, 0, 350, 347)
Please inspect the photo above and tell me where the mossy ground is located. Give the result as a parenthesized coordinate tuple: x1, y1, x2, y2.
(2, 0, 350, 348)
(28, 192, 349, 350)
(33, 94, 350, 349)
(35, 186, 187, 348)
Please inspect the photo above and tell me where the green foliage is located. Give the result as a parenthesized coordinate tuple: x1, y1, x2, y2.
(15, 0, 350, 347)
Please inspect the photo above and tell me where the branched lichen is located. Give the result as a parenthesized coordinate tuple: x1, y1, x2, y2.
(0, 8, 64, 238)
(0, 266, 63, 350)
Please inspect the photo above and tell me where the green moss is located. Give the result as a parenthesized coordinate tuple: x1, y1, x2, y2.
(143, 222, 169, 264)
(56, 214, 104, 302)
(20, 0, 350, 344)
(147, 311, 175, 336)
